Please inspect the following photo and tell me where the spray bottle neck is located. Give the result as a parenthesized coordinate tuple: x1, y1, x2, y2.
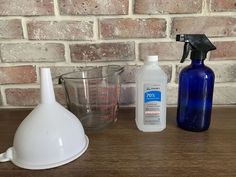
(190, 50, 207, 61)
(191, 59, 204, 66)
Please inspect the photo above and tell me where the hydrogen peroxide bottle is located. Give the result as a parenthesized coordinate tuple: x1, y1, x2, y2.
(176, 34, 216, 132)
(135, 56, 167, 132)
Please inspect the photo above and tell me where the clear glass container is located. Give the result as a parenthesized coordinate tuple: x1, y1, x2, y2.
(177, 59, 215, 131)
(59, 66, 124, 131)
(136, 56, 167, 132)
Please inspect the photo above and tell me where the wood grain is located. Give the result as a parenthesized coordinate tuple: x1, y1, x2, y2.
(0, 107, 235, 177)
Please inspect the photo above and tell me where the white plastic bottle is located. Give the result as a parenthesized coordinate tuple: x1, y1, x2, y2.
(135, 55, 167, 132)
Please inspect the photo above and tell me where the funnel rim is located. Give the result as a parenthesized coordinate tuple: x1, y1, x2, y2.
(10, 135, 89, 170)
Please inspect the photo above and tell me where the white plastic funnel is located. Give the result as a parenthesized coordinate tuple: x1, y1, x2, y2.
(0, 68, 89, 170)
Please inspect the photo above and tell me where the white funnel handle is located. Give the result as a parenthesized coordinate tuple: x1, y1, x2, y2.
(0, 148, 12, 162)
(40, 68, 56, 104)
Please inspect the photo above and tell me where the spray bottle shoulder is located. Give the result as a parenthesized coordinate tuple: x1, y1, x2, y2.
(180, 60, 215, 81)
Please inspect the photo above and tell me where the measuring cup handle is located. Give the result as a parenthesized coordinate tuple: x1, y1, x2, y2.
(58, 76, 64, 84)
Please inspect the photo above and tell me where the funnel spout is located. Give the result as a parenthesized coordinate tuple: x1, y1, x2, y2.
(40, 68, 56, 104)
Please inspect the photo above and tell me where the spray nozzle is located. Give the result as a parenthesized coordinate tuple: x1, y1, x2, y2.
(176, 34, 216, 63)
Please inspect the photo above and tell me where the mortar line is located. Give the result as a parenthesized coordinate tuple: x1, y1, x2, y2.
(170, 63, 177, 83)
(0, 82, 65, 89)
(208, 0, 213, 13)
(0, 14, 202, 22)
(215, 82, 236, 86)
(134, 41, 139, 62)
(1, 36, 236, 44)
(136, 61, 145, 65)
(165, 16, 172, 39)
(22, 16, 96, 21)
(210, 38, 236, 42)
(21, 17, 28, 39)
(1, 84, 40, 89)
(0, 62, 69, 67)
(0, 11, 235, 21)
(53, 0, 60, 16)
(0, 87, 7, 106)
(35, 65, 40, 84)
(0, 59, 235, 68)
(0, 38, 174, 43)
(202, 0, 209, 15)
(129, 0, 134, 15)
(26, 61, 139, 67)
(121, 83, 136, 87)
(93, 17, 99, 40)
(63, 42, 71, 63)
(205, 60, 236, 64)
(167, 82, 178, 87)
(54, 12, 235, 19)
(0, 105, 35, 109)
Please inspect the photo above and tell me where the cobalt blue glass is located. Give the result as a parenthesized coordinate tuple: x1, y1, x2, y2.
(177, 59, 215, 131)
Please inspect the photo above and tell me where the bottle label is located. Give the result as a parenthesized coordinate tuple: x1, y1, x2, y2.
(144, 84, 161, 125)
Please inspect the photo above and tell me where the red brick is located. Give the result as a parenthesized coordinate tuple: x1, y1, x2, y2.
(210, 0, 236, 12)
(27, 21, 93, 40)
(0, 66, 36, 84)
(171, 17, 236, 37)
(100, 18, 166, 39)
(139, 42, 183, 61)
(210, 41, 236, 60)
(1, 43, 65, 63)
(0, 0, 54, 16)
(135, 0, 202, 14)
(0, 20, 23, 39)
(6, 87, 66, 106)
(6, 88, 39, 106)
(70, 42, 135, 62)
(59, 0, 128, 15)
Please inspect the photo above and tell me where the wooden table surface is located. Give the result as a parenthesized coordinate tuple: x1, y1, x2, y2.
(0, 107, 235, 177)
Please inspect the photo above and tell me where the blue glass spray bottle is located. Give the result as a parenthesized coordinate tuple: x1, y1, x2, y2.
(176, 34, 216, 132)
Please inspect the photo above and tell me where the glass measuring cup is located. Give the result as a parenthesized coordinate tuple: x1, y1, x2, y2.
(59, 66, 124, 131)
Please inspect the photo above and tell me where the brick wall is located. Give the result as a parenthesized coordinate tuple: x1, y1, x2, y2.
(0, 0, 235, 107)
